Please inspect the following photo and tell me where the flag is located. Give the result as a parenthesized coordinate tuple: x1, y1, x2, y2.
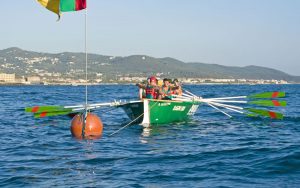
(37, 0, 86, 19)
(60, 0, 86, 12)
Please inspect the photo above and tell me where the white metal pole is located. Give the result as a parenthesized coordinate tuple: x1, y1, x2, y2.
(85, 5, 88, 111)
(206, 103, 232, 118)
(205, 100, 244, 110)
(82, 2, 88, 138)
(206, 102, 244, 114)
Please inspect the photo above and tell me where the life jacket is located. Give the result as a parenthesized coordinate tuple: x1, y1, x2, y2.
(145, 85, 157, 99)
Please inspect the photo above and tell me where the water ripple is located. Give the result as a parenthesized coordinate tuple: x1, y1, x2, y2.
(0, 84, 299, 187)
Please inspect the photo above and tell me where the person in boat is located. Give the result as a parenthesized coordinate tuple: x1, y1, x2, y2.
(159, 78, 175, 100)
(138, 79, 148, 99)
(171, 78, 182, 96)
(157, 79, 163, 87)
(136, 76, 159, 99)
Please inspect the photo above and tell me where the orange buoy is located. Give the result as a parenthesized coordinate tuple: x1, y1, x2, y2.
(70, 113, 103, 139)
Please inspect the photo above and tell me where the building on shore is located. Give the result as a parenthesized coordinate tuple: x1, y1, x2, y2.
(0, 73, 15, 83)
(25, 76, 41, 84)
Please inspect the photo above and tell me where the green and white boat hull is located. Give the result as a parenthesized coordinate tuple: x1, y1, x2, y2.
(120, 99, 200, 126)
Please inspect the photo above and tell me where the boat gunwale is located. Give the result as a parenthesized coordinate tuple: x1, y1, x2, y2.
(118, 99, 201, 107)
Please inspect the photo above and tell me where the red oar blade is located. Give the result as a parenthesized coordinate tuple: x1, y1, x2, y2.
(248, 92, 285, 99)
(33, 110, 75, 118)
(25, 106, 65, 113)
(245, 108, 283, 120)
(248, 100, 287, 107)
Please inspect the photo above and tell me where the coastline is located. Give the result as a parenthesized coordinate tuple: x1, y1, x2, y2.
(0, 82, 296, 86)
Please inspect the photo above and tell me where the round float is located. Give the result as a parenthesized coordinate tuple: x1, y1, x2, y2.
(70, 113, 103, 139)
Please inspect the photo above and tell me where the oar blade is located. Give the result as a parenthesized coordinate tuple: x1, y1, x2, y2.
(249, 100, 287, 107)
(246, 113, 259, 118)
(248, 92, 285, 99)
(246, 108, 283, 120)
(25, 105, 65, 113)
(33, 110, 74, 118)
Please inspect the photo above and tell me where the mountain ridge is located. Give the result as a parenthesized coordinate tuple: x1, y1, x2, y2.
(0, 47, 299, 82)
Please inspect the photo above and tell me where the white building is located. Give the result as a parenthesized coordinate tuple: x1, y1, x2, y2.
(0, 73, 15, 83)
(26, 76, 41, 84)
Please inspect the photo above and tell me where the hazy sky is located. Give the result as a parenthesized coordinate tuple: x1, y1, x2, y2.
(1, 0, 299, 75)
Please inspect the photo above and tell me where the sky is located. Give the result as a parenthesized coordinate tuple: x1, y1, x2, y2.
(0, 0, 299, 75)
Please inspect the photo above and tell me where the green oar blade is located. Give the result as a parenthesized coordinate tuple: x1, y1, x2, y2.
(248, 100, 287, 107)
(33, 110, 74, 118)
(246, 108, 283, 120)
(25, 105, 65, 113)
(246, 113, 259, 118)
(248, 92, 285, 99)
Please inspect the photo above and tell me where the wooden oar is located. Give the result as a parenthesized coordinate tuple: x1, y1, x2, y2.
(180, 90, 287, 108)
(248, 91, 285, 99)
(245, 108, 284, 119)
(25, 106, 66, 113)
(181, 90, 285, 120)
(206, 102, 233, 118)
(206, 101, 284, 120)
(204, 91, 285, 100)
(248, 100, 286, 107)
(25, 100, 141, 118)
(206, 99, 286, 107)
(33, 110, 76, 118)
(25, 101, 123, 114)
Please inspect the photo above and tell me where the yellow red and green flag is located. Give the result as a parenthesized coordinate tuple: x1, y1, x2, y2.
(37, 0, 86, 18)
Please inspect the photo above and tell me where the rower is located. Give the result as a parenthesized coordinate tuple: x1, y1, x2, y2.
(159, 78, 173, 100)
(138, 79, 148, 99)
(172, 78, 182, 96)
(136, 76, 159, 99)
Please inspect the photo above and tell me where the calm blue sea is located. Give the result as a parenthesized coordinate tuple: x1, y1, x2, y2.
(0, 84, 299, 187)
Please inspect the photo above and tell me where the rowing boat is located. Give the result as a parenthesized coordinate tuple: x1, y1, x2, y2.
(120, 99, 200, 126)
(25, 91, 286, 131)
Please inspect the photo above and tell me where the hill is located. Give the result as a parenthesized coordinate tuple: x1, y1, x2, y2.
(0, 47, 299, 82)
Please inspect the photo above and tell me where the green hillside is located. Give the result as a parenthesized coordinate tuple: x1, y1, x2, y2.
(0, 47, 299, 82)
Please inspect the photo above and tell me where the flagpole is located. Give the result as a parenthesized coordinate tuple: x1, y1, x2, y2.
(81, 2, 88, 138)
(85, 3, 88, 111)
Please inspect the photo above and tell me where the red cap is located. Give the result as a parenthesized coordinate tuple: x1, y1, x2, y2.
(149, 76, 157, 82)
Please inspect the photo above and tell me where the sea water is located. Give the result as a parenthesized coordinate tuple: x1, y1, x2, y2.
(0, 84, 299, 187)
